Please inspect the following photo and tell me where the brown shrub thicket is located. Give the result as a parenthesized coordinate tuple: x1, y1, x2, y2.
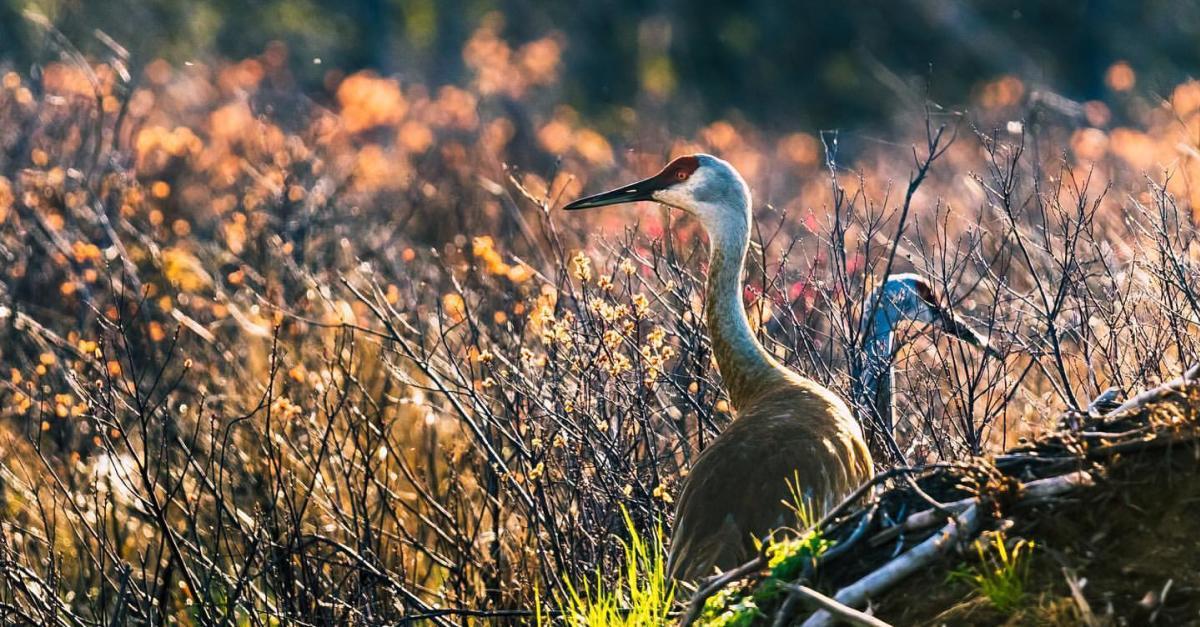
(2, 19, 1200, 625)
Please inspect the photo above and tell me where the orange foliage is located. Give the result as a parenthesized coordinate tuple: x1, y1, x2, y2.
(336, 72, 407, 133)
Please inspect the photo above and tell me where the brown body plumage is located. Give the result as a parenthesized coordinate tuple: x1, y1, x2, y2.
(667, 381, 871, 579)
(564, 154, 873, 582)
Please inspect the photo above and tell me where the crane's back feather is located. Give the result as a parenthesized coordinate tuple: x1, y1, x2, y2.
(667, 379, 871, 581)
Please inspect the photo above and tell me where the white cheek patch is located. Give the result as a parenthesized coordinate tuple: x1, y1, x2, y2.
(652, 175, 705, 210)
(652, 187, 690, 209)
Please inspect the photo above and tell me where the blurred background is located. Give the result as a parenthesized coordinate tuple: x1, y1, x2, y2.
(4, 0, 1200, 132)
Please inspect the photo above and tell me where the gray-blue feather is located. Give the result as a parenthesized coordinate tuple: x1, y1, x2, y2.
(692, 154, 750, 211)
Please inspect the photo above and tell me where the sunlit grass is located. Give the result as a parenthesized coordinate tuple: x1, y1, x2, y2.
(785, 470, 822, 531)
(949, 531, 1036, 614)
(549, 506, 675, 626)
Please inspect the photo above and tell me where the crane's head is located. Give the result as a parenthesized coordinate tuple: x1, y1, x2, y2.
(563, 154, 751, 239)
(868, 273, 997, 357)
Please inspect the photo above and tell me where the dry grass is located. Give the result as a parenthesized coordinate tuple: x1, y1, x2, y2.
(2, 16, 1200, 625)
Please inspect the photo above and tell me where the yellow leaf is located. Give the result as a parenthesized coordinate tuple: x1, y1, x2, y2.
(161, 247, 212, 292)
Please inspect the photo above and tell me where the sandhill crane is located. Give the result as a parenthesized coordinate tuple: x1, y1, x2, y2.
(565, 154, 874, 581)
(855, 273, 994, 457)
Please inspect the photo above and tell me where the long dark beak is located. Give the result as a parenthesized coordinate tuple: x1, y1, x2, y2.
(562, 175, 661, 211)
(936, 308, 1000, 359)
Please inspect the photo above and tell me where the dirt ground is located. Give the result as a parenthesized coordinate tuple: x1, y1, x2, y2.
(873, 444, 1200, 626)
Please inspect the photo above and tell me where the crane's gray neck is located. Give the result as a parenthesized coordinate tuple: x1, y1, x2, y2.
(704, 221, 789, 410)
(857, 308, 897, 433)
